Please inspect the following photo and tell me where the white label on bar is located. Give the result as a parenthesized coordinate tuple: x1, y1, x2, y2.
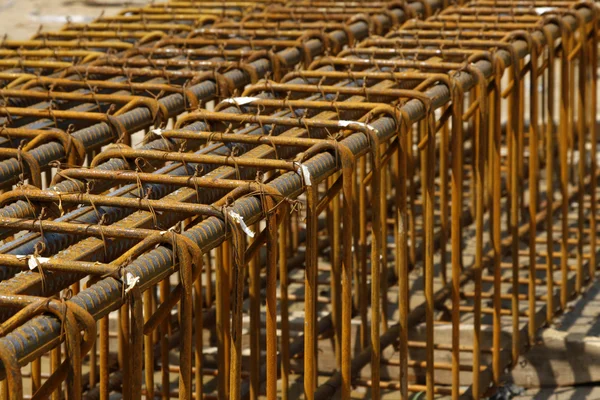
(296, 163, 312, 186)
(224, 97, 260, 106)
(124, 272, 140, 294)
(338, 120, 363, 128)
(159, 227, 177, 236)
(228, 210, 255, 238)
(534, 7, 553, 15)
(27, 256, 50, 271)
(338, 120, 376, 131)
(152, 128, 163, 136)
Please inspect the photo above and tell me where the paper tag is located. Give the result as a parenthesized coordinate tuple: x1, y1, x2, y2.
(338, 120, 356, 127)
(223, 97, 260, 106)
(124, 272, 139, 294)
(228, 210, 255, 237)
(338, 120, 373, 130)
(27, 256, 50, 271)
(295, 163, 312, 186)
(534, 7, 553, 15)
(151, 128, 163, 136)
(159, 227, 177, 236)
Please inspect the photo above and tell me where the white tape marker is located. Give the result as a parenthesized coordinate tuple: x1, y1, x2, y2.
(27, 256, 50, 271)
(534, 7, 553, 15)
(228, 210, 255, 238)
(124, 272, 140, 294)
(338, 120, 372, 129)
(295, 163, 312, 186)
(223, 97, 260, 106)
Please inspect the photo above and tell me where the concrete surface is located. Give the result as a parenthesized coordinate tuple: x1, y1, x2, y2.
(514, 386, 600, 400)
(508, 278, 600, 390)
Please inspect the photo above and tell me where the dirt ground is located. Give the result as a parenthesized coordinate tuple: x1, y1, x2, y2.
(0, 0, 149, 40)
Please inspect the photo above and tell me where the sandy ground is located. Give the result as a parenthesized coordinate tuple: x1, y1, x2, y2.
(0, 0, 149, 40)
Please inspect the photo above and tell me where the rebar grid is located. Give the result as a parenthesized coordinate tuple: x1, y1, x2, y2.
(0, 0, 597, 399)
(0, 0, 424, 191)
